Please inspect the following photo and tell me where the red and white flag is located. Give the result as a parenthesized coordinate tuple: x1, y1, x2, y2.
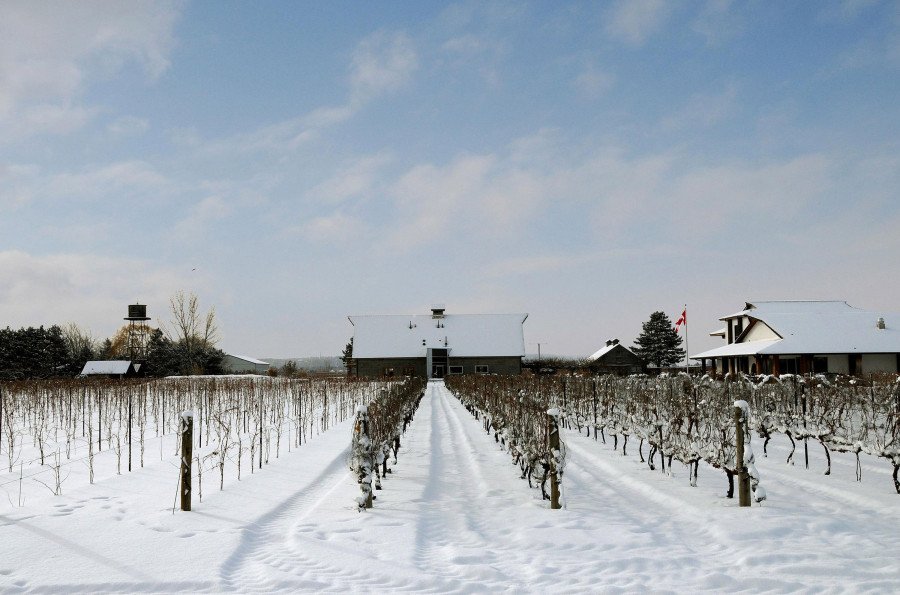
(674, 308, 686, 333)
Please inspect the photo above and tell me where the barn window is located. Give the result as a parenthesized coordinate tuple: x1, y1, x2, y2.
(475, 365, 489, 374)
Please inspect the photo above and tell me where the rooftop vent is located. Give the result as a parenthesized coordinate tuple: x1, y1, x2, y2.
(606, 340, 612, 346)
(877, 317, 886, 330)
(431, 306, 445, 319)
(612, 339, 620, 345)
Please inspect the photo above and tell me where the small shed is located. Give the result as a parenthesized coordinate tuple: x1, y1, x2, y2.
(222, 354, 271, 375)
(79, 360, 138, 379)
(586, 340, 643, 375)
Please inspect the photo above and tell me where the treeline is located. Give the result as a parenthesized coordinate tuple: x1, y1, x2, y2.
(0, 325, 225, 380)
(0, 326, 76, 380)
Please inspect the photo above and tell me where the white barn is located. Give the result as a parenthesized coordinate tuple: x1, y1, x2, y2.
(222, 354, 271, 375)
(693, 301, 900, 376)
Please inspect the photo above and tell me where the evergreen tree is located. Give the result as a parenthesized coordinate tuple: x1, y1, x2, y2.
(341, 338, 353, 374)
(632, 311, 685, 369)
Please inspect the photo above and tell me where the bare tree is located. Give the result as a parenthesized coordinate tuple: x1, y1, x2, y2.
(165, 291, 220, 374)
(166, 291, 219, 347)
(61, 323, 97, 359)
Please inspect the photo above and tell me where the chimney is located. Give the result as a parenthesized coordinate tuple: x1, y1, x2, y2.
(877, 317, 886, 330)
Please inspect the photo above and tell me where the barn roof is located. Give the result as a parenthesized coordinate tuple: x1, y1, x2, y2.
(226, 354, 269, 365)
(587, 342, 635, 362)
(80, 361, 134, 375)
(694, 301, 900, 358)
(349, 313, 528, 359)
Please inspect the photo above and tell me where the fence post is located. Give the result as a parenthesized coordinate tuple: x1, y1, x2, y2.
(180, 411, 193, 512)
(548, 409, 561, 510)
(734, 404, 751, 507)
(128, 392, 132, 473)
(353, 405, 374, 511)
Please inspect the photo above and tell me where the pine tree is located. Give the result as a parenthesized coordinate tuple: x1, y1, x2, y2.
(341, 338, 353, 374)
(633, 311, 685, 369)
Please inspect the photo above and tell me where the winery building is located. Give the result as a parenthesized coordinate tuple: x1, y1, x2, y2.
(347, 307, 528, 379)
(692, 301, 900, 376)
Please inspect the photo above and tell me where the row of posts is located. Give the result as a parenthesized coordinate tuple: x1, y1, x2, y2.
(175, 405, 752, 513)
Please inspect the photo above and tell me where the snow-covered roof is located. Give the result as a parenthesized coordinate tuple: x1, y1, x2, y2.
(80, 361, 133, 375)
(587, 342, 634, 362)
(226, 354, 269, 366)
(692, 340, 782, 359)
(719, 300, 855, 321)
(349, 313, 528, 359)
(694, 301, 900, 358)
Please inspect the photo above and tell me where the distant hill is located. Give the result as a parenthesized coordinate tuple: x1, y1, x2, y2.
(262, 356, 343, 373)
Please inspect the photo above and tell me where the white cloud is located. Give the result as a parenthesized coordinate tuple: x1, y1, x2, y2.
(692, 0, 744, 46)
(349, 31, 418, 103)
(381, 152, 547, 252)
(605, 0, 673, 46)
(0, 249, 195, 338)
(107, 115, 150, 137)
(665, 154, 832, 228)
(660, 82, 739, 131)
(194, 31, 415, 159)
(0, 1, 180, 136)
(574, 64, 616, 99)
(300, 211, 366, 244)
(0, 163, 40, 209)
(385, 154, 496, 250)
(173, 196, 232, 241)
(818, 0, 880, 22)
(440, 34, 508, 86)
(45, 161, 168, 201)
(309, 152, 393, 205)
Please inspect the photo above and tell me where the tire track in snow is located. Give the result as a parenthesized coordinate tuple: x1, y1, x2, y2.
(409, 382, 510, 588)
(437, 382, 627, 591)
(217, 441, 356, 592)
(416, 383, 517, 582)
(556, 434, 750, 586)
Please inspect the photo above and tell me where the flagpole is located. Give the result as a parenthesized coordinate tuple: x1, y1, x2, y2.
(684, 304, 689, 373)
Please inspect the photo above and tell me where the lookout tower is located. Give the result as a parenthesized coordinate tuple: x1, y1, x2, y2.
(124, 303, 151, 362)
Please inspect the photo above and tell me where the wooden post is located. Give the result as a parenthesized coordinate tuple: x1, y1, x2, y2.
(548, 411, 561, 510)
(180, 411, 193, 512)
(734, 405, 751, 507)
(98, 389, 102, 451)
(127, 392, 132, 473)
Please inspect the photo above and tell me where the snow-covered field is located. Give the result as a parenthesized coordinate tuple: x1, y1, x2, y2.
(1, 380, 898, 593)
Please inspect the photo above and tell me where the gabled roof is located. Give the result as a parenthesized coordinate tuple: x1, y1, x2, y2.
(349, 313, 528, 359)
(81, 361, 134, 375)
(694, 301, 900, 358)
(719, 300, 853, 321)
(587, 342, 635, 362)
(226, 354, 269, 365)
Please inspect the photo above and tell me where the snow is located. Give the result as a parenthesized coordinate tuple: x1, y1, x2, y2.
(79, 360, 134, 375)
(696, 300, 900, 359)
(2, 381, 899, 592)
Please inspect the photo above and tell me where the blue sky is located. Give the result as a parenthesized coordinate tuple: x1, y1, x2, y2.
(2, 0, 899, 358)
